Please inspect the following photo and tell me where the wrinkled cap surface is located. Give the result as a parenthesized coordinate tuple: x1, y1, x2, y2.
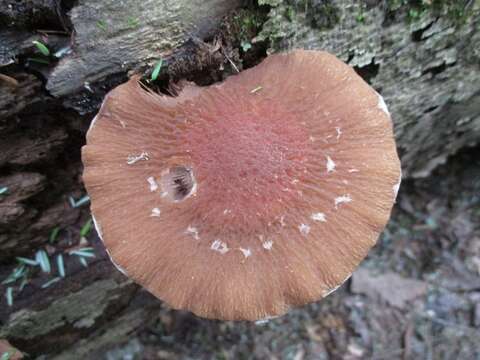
(82, 50, 401, 320)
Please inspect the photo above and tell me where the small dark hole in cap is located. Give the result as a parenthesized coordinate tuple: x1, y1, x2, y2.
(161, 166, 196, 202)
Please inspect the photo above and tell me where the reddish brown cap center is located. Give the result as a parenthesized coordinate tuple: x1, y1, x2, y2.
(183, 99, 310, 227)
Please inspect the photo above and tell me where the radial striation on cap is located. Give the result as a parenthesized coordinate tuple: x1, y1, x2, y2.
(82, 50, 402, 321)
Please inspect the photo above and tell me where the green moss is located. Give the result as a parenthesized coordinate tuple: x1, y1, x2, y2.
(356, 8, 365, 23)
(285, 5, 295, 21)
(233, 9, 265, 45)
(258, 0, 283, 5)
(253, 4, 297, 49)
(254, 0, 341, 49)
(0, 279, 134, 340)
(386, 0, 474, 25)
(310, 0, 340, 30)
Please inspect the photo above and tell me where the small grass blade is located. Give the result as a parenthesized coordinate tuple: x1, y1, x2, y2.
(16, 257, 38, 266)
(32, 40, 50, 56)
(57, 254, 66, 278)
(68, 196, 75, 207)
(151, 59, 163, 81)
(77, 247, 94, 251)
(69, 195, 90, 208)
(76, 195, 90, 207)
(54, 46, 72, 58)
(69, 250, 95, 258)
(27, 57, 50, 65)
(6, 287, 13, 307)
(19, 277, 29, 291)
(0, 186, 8, 195)
(49, 226, 60, 243)
(79, 257, 88, 267)
(80, 219, 93, 238)
(1, 266, 23, 285)
(1, 275, 17, 285)
(41, 277, 61, 289)
(36, 250, 51, 273)
(12, 265, 26, 279)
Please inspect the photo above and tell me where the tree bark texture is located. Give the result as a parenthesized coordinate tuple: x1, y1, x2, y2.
(0, 0, 479, 358)
(257, 0, 480, 178)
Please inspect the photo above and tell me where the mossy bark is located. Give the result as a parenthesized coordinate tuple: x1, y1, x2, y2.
(257, 0, 480, 177)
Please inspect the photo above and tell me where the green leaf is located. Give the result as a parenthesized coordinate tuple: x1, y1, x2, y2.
(49, 226, 60, 243)
(0, 186, 8, 195)
(32, 40, 50, 56)
(80, 219, 93, 238)
(151, 59, 163, 81)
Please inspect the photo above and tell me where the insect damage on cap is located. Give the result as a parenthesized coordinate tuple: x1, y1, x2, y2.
(82, 49, 401, 321)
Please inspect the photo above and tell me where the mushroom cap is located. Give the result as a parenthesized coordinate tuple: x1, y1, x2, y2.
(82, 50, 401, 321)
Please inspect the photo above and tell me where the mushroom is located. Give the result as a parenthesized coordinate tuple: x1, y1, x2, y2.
(82, 50, 401, 321)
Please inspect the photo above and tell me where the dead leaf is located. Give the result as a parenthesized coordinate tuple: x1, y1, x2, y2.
(351, 268, 427, 308)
